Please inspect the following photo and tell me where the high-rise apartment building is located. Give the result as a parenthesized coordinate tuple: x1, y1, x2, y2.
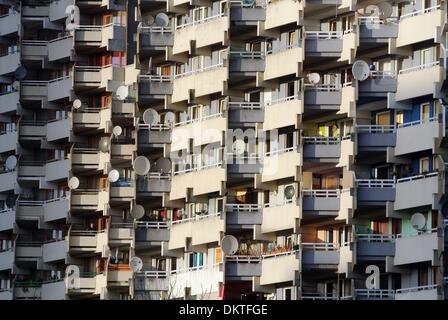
(0, 0, 447, 300)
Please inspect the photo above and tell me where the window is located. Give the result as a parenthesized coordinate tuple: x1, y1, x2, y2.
(286, 81, 295, 97)
(420, 48, 432, 65)
(395, 110, 404, 127)
(421, 102, 430, 121)
(434, 100, 442, 117)
(287, 30, 297, 48)
(420, 157, 430, 173)
(418, 266, 429, 287)
(188, 252, 204, 268)
(329, 20, 337, 32)
(284, 288, 292, 300)
(376, 111, 391, 126)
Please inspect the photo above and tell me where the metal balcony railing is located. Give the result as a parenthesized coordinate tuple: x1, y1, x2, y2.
(262, 249, 299, 259)
(356, 179, 395, 188)
(229, 51, 264, 59)
(398, 61, 439, 74)
(227, 101, 263, 110)
(355, 234, 395, 242)
(135, 221, 169, 229)
(397, 116, 438, 128)
(225, 203, 262, 212)
(302, 189, 340, 197)
(175, 12, 226, 30)
(138, 74, 172, 82)
(266, 94, 300, 106)
(171, 212, 222, 225)
(304, 83, 341, 91)
(355, 289, 395, 299)
(356, 124, 396, 133)
(136, 270, 168, 278)
(396, 171, 439, 183)
(301, 242, 339, 251)
(226, 255, 261, 263)
(395, 284, 439, 294)
(400, 4, 440, 20)
(303, 136, 340, 144)
(304, 31, 343, 39)
(264, 145, 297, 157)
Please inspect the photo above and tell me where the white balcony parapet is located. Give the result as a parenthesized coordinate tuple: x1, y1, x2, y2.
(358, 16, 399, 25)
(303, 136, 340, 144)
(398, 61, 439, 74)
(370, 70, 396, 78)
(138, 123, 171, 131)
(135, 221, 169, 229)
(229, 0, 266, 7)
(302, 189, 340, 197)
(171, 212, 222, 225)
(136, 270, 168, 278)
(229, 51, 264, 59)
(75, 23, 120, 31)
(175, 12, 226, 30)
(356, 179, 395, 188)
(225, 203, 262, 212)
(301, 242, 338, 251)
(266, 94, 300, 106)
(396, 171, 438, 183)
(226, 255, 261, 263)
(399, 4, 440, 20)
(173, 111, 223, 126)
(355, 289, 395, 299)
(170, 263, 220, 274)
(356, 124, 396, 133)
(227, 102, 263, 110)
(138, 26, 173, 33)
(138, 74, 172, 82)
(262, 249, 299, 259)
(264, 145, 297, 157)
(304, 83, 341, 91)
(395, 228, 437, 239)
(356, 234, 395, 242)
(174, 62, 224, 79)
(304, 31, 343, 39)
(397, 116, 438, 128)
(395, 284, 438, 294)
(263, 198, 294, 208)
(17, 197, 67, 207)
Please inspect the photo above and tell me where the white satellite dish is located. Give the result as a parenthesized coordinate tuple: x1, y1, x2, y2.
(112, 126, 123, 137)
(14, 66, 27, 80)
(5, 155, 17, 171)
(144, 15, 155, 26)
(221, 235, 239, 255)
(12, 81, 20, 91)
(154, 157, 172, 174)
(129, 256, 143, 272)
(232, 140, 245, 155)
(73, 99, 82, 109)
(130, 204, 145, 219)
(164, 112, 175, 125)
(98, 137, 111, 153)
(307, 73, 321, 84)
(108, 169, 120, 183)
(68, 176, 80, 190)
(155, 13, 169, 27)
(284, 185, 296, 199)
(410, 213, 426, 231)
(143, 108, 160, 125)
(352, 60, 370, 81)
(377, 2, 393, 19)
(133, 156, 151, 176)
(116, 85, 129, 101)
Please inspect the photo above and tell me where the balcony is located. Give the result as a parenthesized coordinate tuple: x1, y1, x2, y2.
(109, 224, 134, 247)
(355, 234, 395, 261)
(138, 124, 172, 148)
(14, 281, 42, 300)
(264, 0, 300, 30)
(230, 1, 266, 23)
(0, 50, 20, 75)
(20, 77, 73, 103)
(356, 125, 396, 150)
(70, 190, 105, 211)
(229, 51, 265, 74)
(110, 180, 136, 203)
(358, 71, 397, 98)
(0, 248, 14, 271)
(66, 272, 106, 297)
(263, 95, 302, 131)
(358, 17, 398, 42)
(135, 271, 169, 294)
(226, 153, 262, 176)
(107, 265, 133, 287)
(395, 117, 443, 156)
(0, 90, 19, 114)
(21, 36, 74, 63)
(136, 174, 171, 195)
(135, 221, 170, 244)
(169, 264, 224, 299)
(301, 243, 340, 269)
(15, 241, 43, 265)
(0, 170, 17, 193)
(41, 280, 66, 300)
(46, 117, 72, 142)
(302, 189, 340, 216)
(304, 84, 341, 110)
(395, 284, 440, 300)
(394, 172, 442, 211)
(168, 212, 225, 250)
(304, 31, 343, 58)
(138, 75, 173, 104)
(227, 102, 264, 124)
(355, 289, 395, 300)
(112, 101, 135, 118)
(70, 148, 108, 172)
(139, 26, 174, 54)
(225, 204, 262, 228)
(111, 143, 135, 160)
(259, 250, 300, 286)
(396, 5, 444, 47)
(264, 46, 303, 81)
(0, 128, 18, 154)
(303, 137, 340, 162)
(45, 159, 70, 182)
(74, 65, 124, 91)
(0, 12, 20, 37)
(225, 256, 261, 278)
(261, 147, 301, 182)
(173, 13, 229, 55)
(395, 62, 444, 101)
(0, 208, 15, 232)
(68, 230, 108, 256)
(261, 200, 300, 233)
(394, 230, 441, 266)
(42, 240, 67, 263)
(18, 121, 46, 144)
(20, 81, 47, 103)
(172, 64, 228, 104)
(0, 289, 13, 300)
(356, 179, 395, 204)
(17, 197, 69, 223)
(75, 24, 126, 51)
(73, 107, 111, 133)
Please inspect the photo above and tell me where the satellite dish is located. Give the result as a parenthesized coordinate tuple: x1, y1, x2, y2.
(284, 185, 296, 199)
(221, 235, 239, 255)
(108, 169, 120, 182)
(12, 81, 20, 91)
(116, 85, 129, 101)
(98, 137, 111, 153)
(352, 60, 370, 81)
(377, 2, 393, 19)
(73, 99, 82, 109)
(130, 204, 145, 219)
(154, 157, 172, 174)
(14, 66, 27, 80)
(410, 213, 426, 231)
(144, 15, 155, 26)
(307, 73, 320, 84)
(5, 156, 17, 171)
(112, 126, 122, 137)
(155, 13, 169, 27)
(232, 140, 245, 155)
(5, 195, 16, 208)
(68, 176, 80, 190)
(164, 112, 175, 125)
(242, 0, 256, 6)
(133, 156, 151, 176)
(143, 108, 160, 125)
(129, 256, 143, 272)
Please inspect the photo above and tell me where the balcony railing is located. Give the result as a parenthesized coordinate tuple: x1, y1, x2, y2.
(395, 228, 437, 239)
(229, 51, 264, 59)
(171, 212, 222, 225)
(135, 221, 169, 229)
(226, 255, 261, 263)
(302, 294, 339, 301)
(398, 61, 439, 75)
(356, 124, 396, 133)
(370, 70, 396, 79)
(304, 83, 341, 91)
(399, 4, 440, 20)
(355, 289, 395, 299)
(227, 101, 263, 110)
(302, 189, 340, 197)
(173, 111, 223, 126)
(304, 31, 343, 39)
(395, 284, 438, 294)
(138, 74, 172, 82)
(356, 234, 395, 242)
(303, 136, 340, 144)
(174, 61, 225, 79)
(229, 0, 266, 7)
(264, 145, 297, 157)
(397, 116, 438, 128)
(225, 203, 262, 212)
(396, 171, 438, 183)
(262, 249, 299, 259)
(137, 270, 168, 278)
(175, 12, 226, 30)
(358, 16, 398, 25)
(356, 179, 395, 188)
(138, 26, 173, 34)
(301, 242, 338, 251)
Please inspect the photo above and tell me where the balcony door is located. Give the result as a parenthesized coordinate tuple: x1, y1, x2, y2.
(376, 111, 391, 126)
(420, 102, 430, 121)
